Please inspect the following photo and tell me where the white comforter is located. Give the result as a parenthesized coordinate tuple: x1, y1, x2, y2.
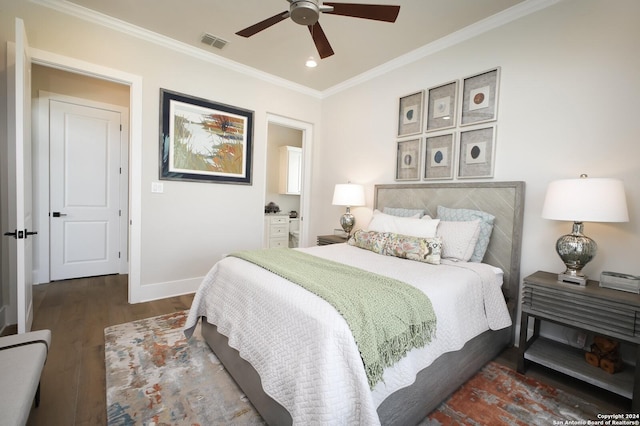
(184, 244, 512, 425)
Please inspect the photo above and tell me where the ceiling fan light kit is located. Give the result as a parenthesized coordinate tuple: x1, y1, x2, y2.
(290, 0, 334, 25)
(236, 1, 400, 60)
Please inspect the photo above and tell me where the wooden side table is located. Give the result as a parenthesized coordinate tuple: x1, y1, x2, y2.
(316, 234, 348, 246)
(518, 271, 640, 411)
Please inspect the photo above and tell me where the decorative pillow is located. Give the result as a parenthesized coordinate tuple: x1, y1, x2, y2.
(436, 206, 495, 262)
(383, 207, 426, 218)
(349, 230, 442, 265)
(348, 229, 388, 254)
(436, 220, 481, 262)
(368, 210, 440, 238)
(384, 233, 442, 265)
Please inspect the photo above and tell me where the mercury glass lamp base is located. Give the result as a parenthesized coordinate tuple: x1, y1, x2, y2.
(340, 212, 355, 236)
(555, 221, 596, 286)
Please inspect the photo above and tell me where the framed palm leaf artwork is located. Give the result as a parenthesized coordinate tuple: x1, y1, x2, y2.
(160, 89, 254, 184)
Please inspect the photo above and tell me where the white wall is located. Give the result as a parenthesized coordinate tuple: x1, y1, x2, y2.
(318, 0, 640, 287)
(1, 0, 638, 315)
(0, 1, 322, 305)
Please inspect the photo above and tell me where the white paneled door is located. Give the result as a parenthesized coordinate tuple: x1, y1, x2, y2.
(49, 100, 122, 281)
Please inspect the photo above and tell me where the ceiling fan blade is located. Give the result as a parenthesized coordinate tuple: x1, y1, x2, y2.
(323, 3, 400, 22)
(308, 22, 334, 59)
(236, 11, 289, 37)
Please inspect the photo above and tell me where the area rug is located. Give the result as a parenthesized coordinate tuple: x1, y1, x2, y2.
(105, 310, 603, 425)
(105, 310, 263, 425)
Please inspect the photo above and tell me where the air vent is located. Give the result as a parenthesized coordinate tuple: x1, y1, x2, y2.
(200, 33, 228, 49)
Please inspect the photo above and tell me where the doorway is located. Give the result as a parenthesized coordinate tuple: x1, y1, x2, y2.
(32, 65, 130, 283)
(265, 114, 313, 248)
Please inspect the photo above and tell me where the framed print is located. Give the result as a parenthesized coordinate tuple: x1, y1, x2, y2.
(426, 81, 457, 132)
(397, 91, 424, 137)
(424, 132, 455, 180)
(395, 138, 422, 181)
(460, 67, 500, 126)
(160, 89, 254, 184)
(457, 125, 496, 179)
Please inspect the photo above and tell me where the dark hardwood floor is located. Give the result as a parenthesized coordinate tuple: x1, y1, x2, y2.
(17, 275, 630, 425)
(26, 274, 194, 426)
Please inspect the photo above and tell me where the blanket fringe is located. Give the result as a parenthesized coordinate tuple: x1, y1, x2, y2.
(366, 322, 436, 388)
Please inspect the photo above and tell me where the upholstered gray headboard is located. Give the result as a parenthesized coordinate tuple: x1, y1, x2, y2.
(374, 182, 525, 312)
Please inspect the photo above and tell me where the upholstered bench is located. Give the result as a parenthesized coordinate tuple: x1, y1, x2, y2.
(0, 329, 51, 426)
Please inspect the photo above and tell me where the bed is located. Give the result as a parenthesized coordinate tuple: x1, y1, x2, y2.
(185, 181, 525, 425)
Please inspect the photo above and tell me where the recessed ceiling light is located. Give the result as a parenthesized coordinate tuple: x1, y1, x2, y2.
(305, 57, 317, 68)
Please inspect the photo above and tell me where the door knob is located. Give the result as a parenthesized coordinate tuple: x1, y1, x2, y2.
(3, 229, 37, 239)
(52, 212, 67, 217)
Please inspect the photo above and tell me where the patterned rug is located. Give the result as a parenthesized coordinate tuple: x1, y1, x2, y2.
(105, 310, 603, 425)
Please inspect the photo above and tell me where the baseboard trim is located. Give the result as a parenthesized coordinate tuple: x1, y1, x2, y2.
(130, 277, 202, 304)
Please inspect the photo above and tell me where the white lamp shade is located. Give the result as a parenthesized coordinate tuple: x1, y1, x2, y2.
(332, 183, 365, 207)
(542, 177, 629, 222)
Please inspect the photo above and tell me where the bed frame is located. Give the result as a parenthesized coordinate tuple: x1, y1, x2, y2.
(201, 181, 525, 425)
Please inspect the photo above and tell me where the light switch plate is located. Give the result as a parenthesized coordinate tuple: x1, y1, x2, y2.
(151, 182, 164, 193)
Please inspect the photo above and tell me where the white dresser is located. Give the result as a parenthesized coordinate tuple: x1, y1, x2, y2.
(264, 214, 290, 248)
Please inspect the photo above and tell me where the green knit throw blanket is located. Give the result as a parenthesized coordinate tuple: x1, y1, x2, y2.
(230, 248, 437, 388)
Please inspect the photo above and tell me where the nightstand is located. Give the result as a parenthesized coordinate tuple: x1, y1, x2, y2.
(518, 271, 640, 411)
(316, 234, 348, 246)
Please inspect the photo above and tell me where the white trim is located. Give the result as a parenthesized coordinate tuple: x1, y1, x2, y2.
(29, 47, 145, 303)
(33, 91, 129, 284)
(266, 114, 314, 248)
(29, 0, 323, 99)
(29, 0, 559, 98)
(323, 0, 562, 96)
(130, 276, 203, 304)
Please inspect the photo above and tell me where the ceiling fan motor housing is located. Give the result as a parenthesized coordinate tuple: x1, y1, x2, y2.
(290, 0, 320, 25)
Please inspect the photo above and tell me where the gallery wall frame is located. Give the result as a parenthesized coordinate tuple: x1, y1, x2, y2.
(160, 89, 254, 184)
(426, 80, 457, 132)
(424, 132, 455, 180)
(395, 138, 422, 181)
(460, 67, 500, 126)
(397, 91, 424, 137)
(457, 125, 497, 179)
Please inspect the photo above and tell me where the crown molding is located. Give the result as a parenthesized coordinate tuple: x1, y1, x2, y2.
(28, 0, 324, 99)
(322, 0, 561, 97)
(30, 0, 559, 99)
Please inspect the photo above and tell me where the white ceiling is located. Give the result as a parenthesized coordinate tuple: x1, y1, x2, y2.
(57, 0, 536, 92)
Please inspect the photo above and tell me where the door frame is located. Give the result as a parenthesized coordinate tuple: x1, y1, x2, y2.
(34, 92, 129, 283)
(266, 114, 313, 248)
(28, 47, 144, 302)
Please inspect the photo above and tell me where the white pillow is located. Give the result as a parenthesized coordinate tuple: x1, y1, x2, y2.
(368, 210, 440, 238)
(436, 220, 481, 262)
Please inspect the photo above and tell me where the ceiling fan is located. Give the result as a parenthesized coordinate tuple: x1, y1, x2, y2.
(236, 1, 401, 59)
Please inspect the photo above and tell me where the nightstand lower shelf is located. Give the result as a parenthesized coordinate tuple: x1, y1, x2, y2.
(524, 337, 634, 400)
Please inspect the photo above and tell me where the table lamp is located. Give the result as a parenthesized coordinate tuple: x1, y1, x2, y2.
(332, 183, 365, 237)
(541, 174, 629, 285)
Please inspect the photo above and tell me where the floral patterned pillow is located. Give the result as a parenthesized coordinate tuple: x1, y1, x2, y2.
(348, 229, 389, 254)
(348, 229, 442, 265)
(385, 233, 442, 265)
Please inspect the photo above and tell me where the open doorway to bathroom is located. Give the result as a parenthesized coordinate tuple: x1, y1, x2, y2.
(264, 122, 302, 248)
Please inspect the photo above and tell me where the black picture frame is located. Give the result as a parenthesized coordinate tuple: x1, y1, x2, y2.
(160, 89, 254, 185)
